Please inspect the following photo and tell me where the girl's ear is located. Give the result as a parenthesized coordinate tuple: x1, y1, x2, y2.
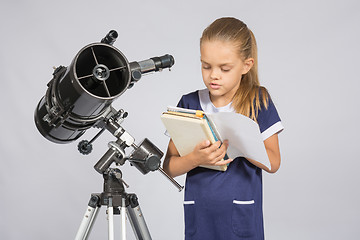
(242, 58, 254, 74)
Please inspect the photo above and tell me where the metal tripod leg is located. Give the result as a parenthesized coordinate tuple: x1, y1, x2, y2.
(126, 194, 151, 240)
(75, 194, 101, 240)
(108, 197, 115, 240)
(75, 168, 152, 240)
(106, 196, 128, 240)
(75, 193, 152, 240)
(121, 197, 127, 240)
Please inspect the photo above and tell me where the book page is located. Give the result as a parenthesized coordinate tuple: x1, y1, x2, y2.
(207, 112, 271, 170)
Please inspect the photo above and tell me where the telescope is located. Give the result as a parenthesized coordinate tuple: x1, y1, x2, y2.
(35, 30, 173, 145)
(34, 30, 183, 239)
(34, 30, 178, 176)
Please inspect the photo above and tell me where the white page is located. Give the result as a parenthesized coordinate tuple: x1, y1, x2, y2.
(207, 112, 271, 170)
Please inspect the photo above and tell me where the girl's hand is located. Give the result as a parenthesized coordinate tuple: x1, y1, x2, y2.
(190, 140, 233, 166)
(163, 139, 233, 178)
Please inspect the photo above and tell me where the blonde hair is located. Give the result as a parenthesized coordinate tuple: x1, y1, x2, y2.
(200, 17, 269, 121)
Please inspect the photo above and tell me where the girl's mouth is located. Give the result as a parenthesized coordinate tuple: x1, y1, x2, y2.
(210, 83, 221, 89)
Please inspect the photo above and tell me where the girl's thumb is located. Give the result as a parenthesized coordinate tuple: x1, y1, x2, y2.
(200, 140, 211, 148)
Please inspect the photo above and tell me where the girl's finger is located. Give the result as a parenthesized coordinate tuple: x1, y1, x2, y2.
(215, 158, 233, 166)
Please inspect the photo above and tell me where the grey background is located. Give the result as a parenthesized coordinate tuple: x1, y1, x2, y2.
(1, 0, 359, 239)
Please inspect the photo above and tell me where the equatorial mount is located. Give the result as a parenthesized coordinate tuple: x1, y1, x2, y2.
(77, 105, 183, 191)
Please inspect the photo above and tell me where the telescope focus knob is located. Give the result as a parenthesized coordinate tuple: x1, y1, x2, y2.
(78, 140, 93, 155)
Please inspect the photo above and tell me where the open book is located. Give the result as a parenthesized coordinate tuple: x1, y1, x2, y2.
(161, 106, 271, 171)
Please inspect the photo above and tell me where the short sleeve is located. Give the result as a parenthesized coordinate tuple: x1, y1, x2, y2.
(176, 91, 202, 110)
(257, 97, 284, 140)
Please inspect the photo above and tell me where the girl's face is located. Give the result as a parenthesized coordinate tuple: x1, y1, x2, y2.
(200, 40, 252, 107)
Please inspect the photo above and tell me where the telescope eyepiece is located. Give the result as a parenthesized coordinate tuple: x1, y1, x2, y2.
(151, 54, 175, 71)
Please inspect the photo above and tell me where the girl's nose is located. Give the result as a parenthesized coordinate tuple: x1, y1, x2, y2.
(210, 68, 220, 80)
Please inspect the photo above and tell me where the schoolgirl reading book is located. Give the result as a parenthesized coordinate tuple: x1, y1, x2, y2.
(163, 17, 284, 240)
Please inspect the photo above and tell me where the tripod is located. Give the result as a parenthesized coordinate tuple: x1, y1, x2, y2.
(73, 108, 183, 240)
(75, 168, 152, 240)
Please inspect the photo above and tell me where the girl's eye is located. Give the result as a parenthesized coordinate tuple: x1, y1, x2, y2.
(202, 65, 211, 70)
(221, 68, 231, 72)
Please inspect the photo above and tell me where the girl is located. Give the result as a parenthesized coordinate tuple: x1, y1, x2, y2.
(163, 17, 284, 240)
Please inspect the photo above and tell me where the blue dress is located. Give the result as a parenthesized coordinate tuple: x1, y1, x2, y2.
(177, 89, 284, 240)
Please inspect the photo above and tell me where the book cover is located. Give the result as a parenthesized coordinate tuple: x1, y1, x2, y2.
(161, 107, 228, 171)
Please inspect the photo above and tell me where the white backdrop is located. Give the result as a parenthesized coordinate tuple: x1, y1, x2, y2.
(1, 0, 359, 239)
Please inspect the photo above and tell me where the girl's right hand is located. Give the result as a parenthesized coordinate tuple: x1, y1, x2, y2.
(190, 140, 233, 167)
(163, 139, 233, 178)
